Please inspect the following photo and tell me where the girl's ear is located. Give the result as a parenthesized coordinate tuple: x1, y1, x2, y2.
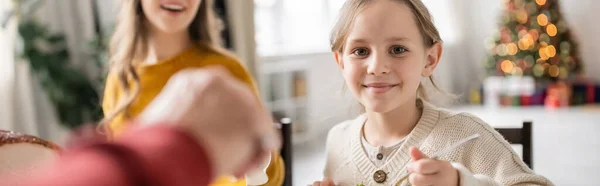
(421, 42, 442, 77)
(334, 52, 344, 70)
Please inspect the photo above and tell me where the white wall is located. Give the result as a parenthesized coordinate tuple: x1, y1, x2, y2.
(304, 53, 359, 136)
(559, 0, 600, 81)
(95, 0, 119, 32)
(0, 0, 17, 132)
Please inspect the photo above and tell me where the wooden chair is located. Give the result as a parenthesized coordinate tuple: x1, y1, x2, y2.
(495, 121, 533, 169)
(273, 112, 292, 186)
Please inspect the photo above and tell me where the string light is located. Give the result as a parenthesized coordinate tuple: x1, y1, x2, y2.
(517, 10, 528, 24)
(536, 0, 547, 6)
(525, 55, 535, 67)
(536, 58, 545, 64)
(497, 44, 508, 56)
(537, 14, 548, 26)
(533, 64, 545, 77)
(529, 29, 540, 41)
(543, 62, 550, 69)
(549, 64, 559, 77)
(512, 67, 524, 76)
(546, 24, 558, 36)
(501, 60, 514, 73)
(539, 46, 549, 60)
(507, 43, 519, 55)
(484, 37, 496, 51)
(522, 34, 535, 50)
(518, 30, 529, 38)
(518, 39, 529, 50)
(559, 67, 568, 79)
(546, 45, 557, 58)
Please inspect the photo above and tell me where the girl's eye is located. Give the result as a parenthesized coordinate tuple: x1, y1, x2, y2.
(390, 46, 407, 54)
(351, 48, 370, 56)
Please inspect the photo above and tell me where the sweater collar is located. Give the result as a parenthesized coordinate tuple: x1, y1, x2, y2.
(349, 99, 440, 184)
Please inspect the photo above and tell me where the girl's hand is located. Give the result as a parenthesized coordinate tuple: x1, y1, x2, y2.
(311, 178, 335, 186)
(407, 147, 459, 186)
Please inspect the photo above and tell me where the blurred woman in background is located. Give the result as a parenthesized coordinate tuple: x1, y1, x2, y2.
(101, 0, 284, 185)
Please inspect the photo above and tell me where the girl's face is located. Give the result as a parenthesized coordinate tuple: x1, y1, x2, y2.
(141, 0, 202, 34)
(334, 1, 441, 113)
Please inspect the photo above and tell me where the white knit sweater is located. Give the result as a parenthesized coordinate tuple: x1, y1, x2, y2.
(323, 101, 554, 186)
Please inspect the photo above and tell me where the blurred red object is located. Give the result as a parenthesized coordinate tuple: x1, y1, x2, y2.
(545, 81, 571, 108)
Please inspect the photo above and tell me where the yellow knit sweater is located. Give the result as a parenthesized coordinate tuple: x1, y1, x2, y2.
(102, 45, 284, 186)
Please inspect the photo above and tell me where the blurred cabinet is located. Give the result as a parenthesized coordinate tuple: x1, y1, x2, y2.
(252, 0, 346, 144)
(259, 56, 310, 141)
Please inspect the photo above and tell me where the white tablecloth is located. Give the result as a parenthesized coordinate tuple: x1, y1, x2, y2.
(451, 105, 600, 185)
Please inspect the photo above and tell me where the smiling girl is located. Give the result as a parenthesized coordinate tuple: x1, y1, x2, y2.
(314, 0, 553, 185)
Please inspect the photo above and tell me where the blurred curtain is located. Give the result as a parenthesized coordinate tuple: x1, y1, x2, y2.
(35, 0, 100, 79)
(0, 0, 68, 145)
(0, 0, 100, 145)
(0, 0, 17, 135)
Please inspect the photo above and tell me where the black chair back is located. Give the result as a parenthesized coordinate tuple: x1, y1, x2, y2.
(273, 112, 292, 186)
(495, 121, 533, 169)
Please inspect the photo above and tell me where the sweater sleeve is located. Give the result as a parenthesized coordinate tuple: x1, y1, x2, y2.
(323, 123, 349, 178)
(323, 126, 337, 178)
(452, 162, 501, 186)
(445, 115, 555, 186)
(8, 125, 215, 186)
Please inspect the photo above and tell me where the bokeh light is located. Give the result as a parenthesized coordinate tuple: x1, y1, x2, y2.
(497, 44, 508, 56)
(533, 64, 545, 77)
(501, 60, 514, 73)
(512, 67, 524, 76)
(537, 14, 548, 26)
(549, 64, 559, 77)
(507, 43, 519, 55)
(546, 45, 556, 58)
(536, 0, 547, 6)
(539, 46, 549, 60)
(546, 24, 557, 37)
(559, 67, 568, 79)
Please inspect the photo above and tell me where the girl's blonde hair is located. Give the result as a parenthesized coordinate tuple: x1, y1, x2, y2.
(330, 0, 448, 102)
(100, 0, 224, 135)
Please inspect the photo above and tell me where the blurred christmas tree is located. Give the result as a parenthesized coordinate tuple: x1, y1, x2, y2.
(484, 0, 583, 82)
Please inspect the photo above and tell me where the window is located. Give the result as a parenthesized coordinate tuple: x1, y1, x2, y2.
(253, 0, 459, 57)
(254, 0, 344, 57)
